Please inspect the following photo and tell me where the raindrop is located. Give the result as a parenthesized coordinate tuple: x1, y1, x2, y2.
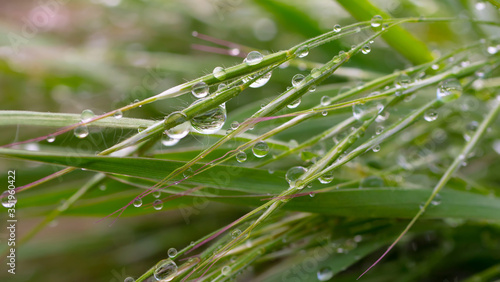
(213, 67, 227, 80)
(352, 103, 367, 121)
(321, 111, 328, 116)
(231, 121, 239, 129)
(295, 46, 309, 58)
(375, 126, 384, 135)
(318, 171, 334, 184)
(395, 73, 411, 89)
(222, 266, 231, 276)
(437, 79, 462, 102)
(372, 145, 381, 152)
(308, 85, 317, 92)
(133, 198, 142, 207)
(153, 199, 163, 210)
(320, 96, 330, 106)
(74, 125, 89, 139)
(431, 194, 442, 206)
(292, 74, 306, 87)
(183, 167, 194, 178)
(231, 229, 242, 238)
(46, 135, 56, 143)
(114, 110, 123, 119)
(1, 191, 16, 208)
(190, 101, 226, 134)
(361, 45, 371, 54)
(371, 15, 383, 27)
(191, 82, 209, 98)
(217, 83, 226, 91)
(161, 134, 179, 146)
(424, 110, 438, 122)
(286, 166, 307, 188)
(333, 24, 341, 33)
(253, 141, 269, 158)
(124, 277, 135, 282)
(165, 112, 190, 139)
(81, 109, 95, 123)
(168, 248, 177, 258)
(309, 192, 315, 197)
(287, 98, 301, 109)
(154, 259, 178, 281)
(152, 191, 161, 198)
(317, 267, 334, 281)
(236, 151, 247, 163)
(137, 125, 148, 133)
(244, 51, 263, 65)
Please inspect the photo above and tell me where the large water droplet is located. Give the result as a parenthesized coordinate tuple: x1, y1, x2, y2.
(252, 141, 269, 158)
(437, 79, 462, 103)
(114, 110, 123, 119)
(236, 151, 247, 163)
(292, 74, 306, 87)
(318, 171, 334, 184)
(74, 125, 89, 139)
(192, 82, 209, 98)
(81, 109, 95, 123)
(317, 267, 334, 281)
(371, 15, 383, 27)
(165, 112, 190, 139)
(133, 198, 142, 207)
(168, 247, 177, 258)
(1, 191, 16, 208)
(161, 134, 179, 146)
(154, 259, 178, 281)
(190, 101, 226, 134)
(295, 46, 309, 58)
(333, 24, 341, 33)
(244, 51, 263, 65)
(424, 109, 438, 122)
(247, 71, 272, 88)
(287, 98, 301, 109)
(213, 67, 227, 80)
(153, 199, 163, 210)
(286, 166, 307, 188)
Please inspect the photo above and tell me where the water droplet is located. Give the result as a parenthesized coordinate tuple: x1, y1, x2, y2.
(424, 109, 438, 122)
(372, 145, 381, 152)
(222, 265, 231, 276)
(311, 68, 321, 78)
(124, 277, 135, 282)
(308, 85, 317, 92)
(252, 141, 269, 158)
(161, 134, 179, 146)
(168, 247, 177, 258)
(165, 112, 190, 139)
(190, 101, 226, 134)
(213, 67, 227, 80)
(231, 121, 239, 129)
(371, 15, 383, 27)
(321, 111, 328, 116)
(317, 267, 334, 281)
(287, 98, 301, 109)
(81, 109, 95, 123)
(361, 44, 371, 54)
(395, 73, 411, 89)
(191, 82, 209, 98)
(318, 171, 334, 184)
(113, 110, 123, 119)
(431, 193, 442, 206)
(333, 24, 341, 33)
(286, 166, 307, 188)
(231, 229, 242, 238)
(46, 135, 56, 143)
(493, 140, 500, 155)
(153, 199, 163, 210)
(154, 259, 178, 281)
(292, 74, 306, 87)
(375, 126, 384, 135)
(152, 191, 161, 198)
(352, 103, 367, 121)
(244, 51, 263, 65)
(217, 83, 226, 91)
(133, 198, 142, 207)
(247, 71, 272, 88)
(437, 79, 462, 102)
(295, 46, 309, 58)
(464, 121, 478, 141)
(183, 167, 194, 178)
(74, 125, 89, 139)
(320, 96, 330, 106)
(236, 151, 247, 163)
(1, 191, 16, 208)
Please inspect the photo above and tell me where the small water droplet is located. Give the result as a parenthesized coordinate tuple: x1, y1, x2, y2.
(161, 134, 179, 146)
(375, 126, 384, 135)
(153, 199, 163, 210)
(183, 167, 194, 178)
(372, 145, 381, 152)
(190, 100, 226, 134)
(99, 184, 106, 191)
(371, 15, 383, 28)
(333, 24, 341, 33)
(152, 191, 161, 198)
(133, 198, 142, 207)
(437, 79, 462, 103)
(154, 259, 178, 281)
(424, 109, 438, 122)
(321, 111, 328, 116)
(317, 267, 334, 281)
(236, 151, 247, 163)
(252, 141, 269, 158)
(168, 247, 177, 258)
(320, 96, 330, 106)
(308, 85, 317, 92)
(464, 121, 478, 141)
(114, 110, 123, 119)
(217, 83, 226, 91)
(231, 121, 239, 129)
(431, 194, 442, 206)
(165, 112, 190, 139)
(124, 277, 135, 282)
(292, 74, 306, 87)
(231, 229, 241, 238)
(318, 171, 334, 184)
(352, 103, 367, 121)
(287, 98, 301, 109)
(361, 44, 371, 54)
(395, 73, 411, 89)
(213, 66, 227, 80)
(46, 135, 56, 143)
(286, 166, 307, 188)
(311, 68, 321, 78)
(244, 51, 263, 65)
(222, 265, 231, 276)
(1, 191, 16, 208)
(295, 46, 309, 58)
(74, 125, 89, 139)
(81, 109, 95, 123)
(192, 82, 209, 98)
